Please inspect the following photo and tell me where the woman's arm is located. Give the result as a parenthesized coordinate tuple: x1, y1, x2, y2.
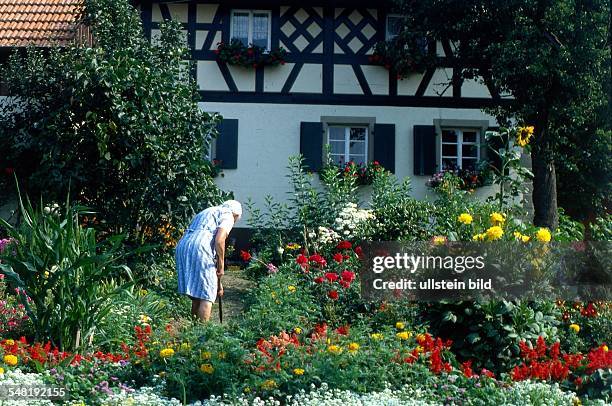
(215, 227, 229, 277)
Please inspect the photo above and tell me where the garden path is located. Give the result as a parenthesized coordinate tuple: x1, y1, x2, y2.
(210, 266, 253, 323)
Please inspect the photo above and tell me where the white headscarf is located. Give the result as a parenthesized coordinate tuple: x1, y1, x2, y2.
(220, 200, 242, 221)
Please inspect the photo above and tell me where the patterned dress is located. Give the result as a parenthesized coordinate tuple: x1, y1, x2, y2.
(175, 206, 234, 302)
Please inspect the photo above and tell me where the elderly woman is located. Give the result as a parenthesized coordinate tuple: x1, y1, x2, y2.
(176, 200, 242, 321)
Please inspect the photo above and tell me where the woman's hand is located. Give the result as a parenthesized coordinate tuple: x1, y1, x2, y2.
(216, 264, 224, 277)
(218, 282, 224, 297)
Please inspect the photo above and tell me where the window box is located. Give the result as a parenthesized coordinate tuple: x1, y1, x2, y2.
(215, 39, 287, 68)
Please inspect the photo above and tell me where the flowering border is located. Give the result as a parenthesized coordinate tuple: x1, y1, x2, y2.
(320, 161, 384, 186)
(215, 40, 287, 69)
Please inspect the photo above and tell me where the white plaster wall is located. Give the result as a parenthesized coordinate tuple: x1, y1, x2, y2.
(201, 102, 497, 223)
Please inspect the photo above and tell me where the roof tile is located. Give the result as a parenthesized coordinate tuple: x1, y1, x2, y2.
(0, 0, 84, 46)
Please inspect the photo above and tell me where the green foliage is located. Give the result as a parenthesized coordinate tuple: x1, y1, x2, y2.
(423, 300, 561, 372)
(555, 209, 586, 242)
(0, 192, 133, 351)
(0, 0, 227, 248)
(589, 215, 612, 241)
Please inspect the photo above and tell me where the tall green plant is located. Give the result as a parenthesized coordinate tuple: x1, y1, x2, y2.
(0, 191, 134, 351)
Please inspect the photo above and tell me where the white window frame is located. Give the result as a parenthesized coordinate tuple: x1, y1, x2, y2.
(439, 128, 481, 170)
(386, 14, 404, 40)
(230, 9, 272, 50)
(327, 125, 369, 165)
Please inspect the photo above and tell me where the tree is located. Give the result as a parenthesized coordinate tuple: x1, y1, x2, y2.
(0, 0, 228, 244)
(390, 0, 610, 228)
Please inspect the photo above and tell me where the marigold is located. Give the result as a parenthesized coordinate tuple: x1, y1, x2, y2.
(395, 322, 405, 330)
(602, 345, 608, 352)
(159, 348, 175, 358)
(370, 333, 383, 341)
(416, 333, 427, 344)
(200, 363, 214, 374)
(4, 339, 14, 346)
(490, 212, 505, 226)
(396, 331, 412, 340)
(294, 327, 302, 334)
(348, 342, 360, 352)
(569, 324, 580, 333)
(327, 345, 343, 354)
(535, 228, 552, 243)
(432, 236, 447, 245)
(458, 213, 473, 225)
(0, 367, 4, 375)
(261, 379, 277, 390)
(288, 285, 297, 293)
(201, 351, 212, 360)
(286, 243, 301, 250)
(486, 226, 504, 241)
(293, 368, 305, 375)
(3, 354, 17, 366)
(218, 352, 227, 359)
(472, 233, 486, 241)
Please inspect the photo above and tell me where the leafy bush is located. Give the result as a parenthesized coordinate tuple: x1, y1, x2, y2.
(0, 0, 227, 248)
(0, 193, 133, 350)
(589, 215, 612, 241)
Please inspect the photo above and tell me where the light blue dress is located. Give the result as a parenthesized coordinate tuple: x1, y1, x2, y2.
(175, 206, 234, 302)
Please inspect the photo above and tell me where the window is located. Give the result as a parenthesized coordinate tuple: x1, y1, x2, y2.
(440, 129, 480, 171)
(386, 14, 404, 40)
(230, 10, 271, 49)
(328, 126, 368, 165)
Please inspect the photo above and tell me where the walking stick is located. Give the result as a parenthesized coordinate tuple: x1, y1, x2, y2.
(218, 274, 223, 324)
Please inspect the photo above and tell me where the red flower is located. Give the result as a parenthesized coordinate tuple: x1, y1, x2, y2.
(333, 253, 343, 263)
(461, 360, 474, 378)
(296, 254, 308, 265)
(309, 254, 327, 267)
(373, 161, 380, 166)
(240, 250, 252, 262)
(314, 276, 324, 284)
(354, 246, 364, 258)
(336, 241, 352, 250)
(335, 325, 350, 335)
(324, 272, 339, 282)
(328, 290, 339, 300)
(480, 368, 495, 378)
(341, 270, 355, 283)
(339, 280, 350, 289)
(313, 322, 328, 339)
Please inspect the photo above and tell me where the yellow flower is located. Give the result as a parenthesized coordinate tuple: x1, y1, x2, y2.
(396, 331, 412, 340)
(3, 354, 18, 366)
(200, 363, 214, 374)
(458, 213, 473, 225)
(415, 346, 424, 353)
(286, 243, 301, 250)
(432, 236, 447, 245)
(486, 226, 504, 241)
(348, 342, 360, 352)
(535, 228, 552, 243)
(243, 387, 251, 394)
(602, 345, 608, 352)
(370, 333, 383, 341)
(139, 314, 151, 324)
(294, 327, 302, 334)
(180, 343, 190, 351)
(201, 351, 212, 360)
(516, 126, 534, 147)
(4, 340, 14, 346)
(0, 367, 4, 375)
(271, 292, 277, 299)
(416, 333, 427, 344)
(288, 285, 297, 293)
(472, 233, 486, 241)
(44, 271, 50, 278)
(218, 352, 226, 359)
(569, 324, 580, 333)
(490, 212, 505, 226)
(261, 379, 277, 390)
(327, 345, 343, 354)
(293, 368, 305, 376)
(159, 348, 175, 358)
(513, 231, 531, 243)
(395, 322, 405, 330)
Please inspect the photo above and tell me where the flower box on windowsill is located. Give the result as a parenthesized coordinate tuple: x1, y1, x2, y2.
(319, 161, 384, 186)
(369, 37, 432, 80)
(215, 40, 287, 69)
(426, 169, 491, 192)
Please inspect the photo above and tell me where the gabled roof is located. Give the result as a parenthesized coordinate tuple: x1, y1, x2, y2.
(0, 0, 85, 47)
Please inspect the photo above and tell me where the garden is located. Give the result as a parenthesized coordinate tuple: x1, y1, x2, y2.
(0, 0, 610, 404)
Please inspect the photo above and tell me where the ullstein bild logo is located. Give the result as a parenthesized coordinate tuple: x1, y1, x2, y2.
(358, 242, 612, 302)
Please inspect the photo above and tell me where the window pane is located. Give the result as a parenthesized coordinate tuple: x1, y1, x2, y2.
(252, 13, 269, 48)
(463, 131, 477, 143)
(349, 141, 365, 155)
(349, 127, 366, 142)
(442, 158, 458, 170)
(331, 154, 345, 165)
(462, 144, 478, 157)
(329, 140, 345, 155)
(329, 127, 345, 141)
(462, 159, 477, 170)
(350, 154, 366, 165)
(442, 130, 457, 143)
(442, 144, 457, 156)
(386, 16, 403, 39)
(232, 12, 249, 45)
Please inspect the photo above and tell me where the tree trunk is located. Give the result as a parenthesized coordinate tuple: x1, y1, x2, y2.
(531, 116, 559, 229)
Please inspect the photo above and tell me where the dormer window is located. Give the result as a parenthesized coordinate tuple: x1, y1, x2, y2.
(230, 10, 271, 49)
(386, 14, 404, 40)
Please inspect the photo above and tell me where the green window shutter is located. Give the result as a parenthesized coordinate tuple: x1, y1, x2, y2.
(373, 123, 396, 173)
(482, 126, 503, 173)
(300, 122, 324, 171)
(413, 125, 436, 175)
(215, 119, 239, 169)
